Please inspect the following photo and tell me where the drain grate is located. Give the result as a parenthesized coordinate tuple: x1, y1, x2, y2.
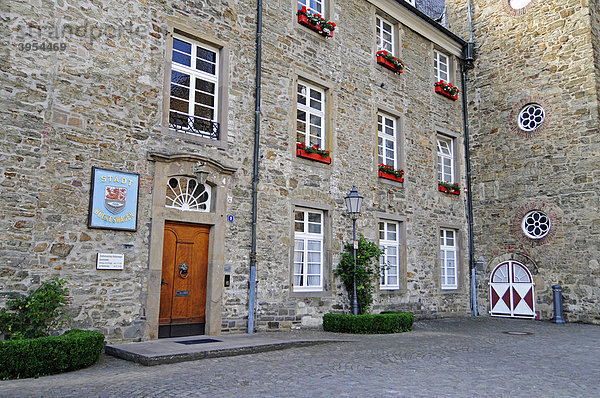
(503, 331, 533, 336)
(175, 338, 222, 345)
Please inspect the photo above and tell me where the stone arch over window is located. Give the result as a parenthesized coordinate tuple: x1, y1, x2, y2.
(509, 95, 551, 137)
(511, 201, 562, 246)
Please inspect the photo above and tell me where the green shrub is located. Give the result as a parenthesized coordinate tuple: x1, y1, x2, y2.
(334, 236, 383, 314)
(0, 277, 69, 339)
(0, 329, 104, 379)
(323, 312, 414, 334)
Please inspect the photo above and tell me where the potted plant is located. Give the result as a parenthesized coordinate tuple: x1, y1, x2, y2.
(378, 163, 404, 183)
(438, 181, 461, 195)
(297, 7, 336, 38)
(434, 80, 459, 100)
(296, 142, 331, 164)
(376, 50, 404, 74)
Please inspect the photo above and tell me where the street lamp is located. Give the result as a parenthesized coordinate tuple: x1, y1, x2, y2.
(344, 185, 363, 316)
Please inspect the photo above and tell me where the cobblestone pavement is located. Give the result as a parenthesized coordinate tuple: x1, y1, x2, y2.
(1, 317, 599, 397)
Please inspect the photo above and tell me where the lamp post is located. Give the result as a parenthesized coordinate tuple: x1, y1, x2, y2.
(344, 185, 363, 316)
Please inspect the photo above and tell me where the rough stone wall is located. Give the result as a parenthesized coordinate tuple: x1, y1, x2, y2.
(446, 0, 600, 323)
(1, 0, 258, 341)
(251, 0, 470, 331)
(1, 0, 470, 342)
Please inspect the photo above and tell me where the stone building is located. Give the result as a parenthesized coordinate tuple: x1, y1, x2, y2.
(1, 0, 471, 341)
(7, 0, 597, 343)
(445, 0, 600, 323)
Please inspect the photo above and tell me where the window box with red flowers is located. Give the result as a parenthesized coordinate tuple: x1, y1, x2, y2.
(438, 181, 461, 195)
(434, 80, 459, 101)
(378, 164, 404, 183)
(297, 7, 336, 38)
(296, 142, 331, 164)
(376, 51, 404, 74)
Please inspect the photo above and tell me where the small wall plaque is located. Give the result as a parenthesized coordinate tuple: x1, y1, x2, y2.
(175, 290, 189, 297)
(96, 253, 125, 270)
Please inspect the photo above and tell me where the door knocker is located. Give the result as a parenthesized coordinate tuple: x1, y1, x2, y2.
(178, 263, 189, 279)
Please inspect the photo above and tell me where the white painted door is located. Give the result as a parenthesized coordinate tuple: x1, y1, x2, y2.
(489, 261, 535, 318)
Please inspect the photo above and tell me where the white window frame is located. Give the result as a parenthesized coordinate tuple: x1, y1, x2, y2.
(296, 81, 325, 149)
(404, 0, 416, 6)
(440, 229, 458, 290)
(169, 34, 219, 138)
(433, 50, 450, 83)
(298, 0, 323, 14)
(437, 135, 454, 183)
(379, 221, 400, 290)
(293, 208, 324, 292)
(376, 15, 395, 55)
(377, 113, 397, 169)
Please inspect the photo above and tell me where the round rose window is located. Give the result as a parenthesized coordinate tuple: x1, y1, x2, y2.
(522, 210, 551, 239)
(518, 103, 545, 132)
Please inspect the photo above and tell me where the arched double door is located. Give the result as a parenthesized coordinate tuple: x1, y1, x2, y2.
(489, 260, 536, 318)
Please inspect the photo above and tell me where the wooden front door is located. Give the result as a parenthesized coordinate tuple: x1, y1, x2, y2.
(159, 221, 209, 338)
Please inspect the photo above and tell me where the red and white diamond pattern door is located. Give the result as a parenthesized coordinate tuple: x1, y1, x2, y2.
(489, 261, 535, 319)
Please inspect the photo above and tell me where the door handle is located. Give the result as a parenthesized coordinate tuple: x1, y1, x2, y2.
(161, 278, 168, 286)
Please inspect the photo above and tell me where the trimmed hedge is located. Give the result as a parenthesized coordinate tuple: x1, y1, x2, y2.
(323, 312, 414, 334)
(0, 329, 104, 379)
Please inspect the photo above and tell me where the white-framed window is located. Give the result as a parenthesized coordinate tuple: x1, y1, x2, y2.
(376, 15, 394, 54)
(169, 35, 220, 139)
(433, 50, 450, 83)
(294, 209, 324, 292)
(437, 135, 454, 183)
(298, 0, 323, 14)
(296, 81, 325, 148)
(379, 221, 400, 289)
(440, 229, 458, 289)
(377, 113, 397, 169)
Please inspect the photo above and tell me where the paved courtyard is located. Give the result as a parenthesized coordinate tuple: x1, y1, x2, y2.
(0, 317, 599, 397)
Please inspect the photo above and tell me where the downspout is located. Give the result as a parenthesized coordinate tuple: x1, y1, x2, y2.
(248, 0, 262, 334)
(462, 0, 478, 316)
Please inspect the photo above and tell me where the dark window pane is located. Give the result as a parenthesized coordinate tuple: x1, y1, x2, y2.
(171, 84, 189, 100)
(172, 51, 191, 67)
(195, 90, 215, 107)
(169, 111, 188, 127)
(171, 70, 190, 87)
(196, 59, 216, 75)
(195, 79, 215, 93)
(170, 98, 189, 113)
(173, 38, 191, 54)
(197, 47, 216, 62)
(194, 104, 214, 120)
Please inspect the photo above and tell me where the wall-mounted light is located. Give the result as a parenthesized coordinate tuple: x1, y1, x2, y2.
(192, 161, 209, 185)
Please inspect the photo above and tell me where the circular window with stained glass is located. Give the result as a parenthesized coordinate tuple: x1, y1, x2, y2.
(518, 103, 545, 132)
(521, 210, 551, 239)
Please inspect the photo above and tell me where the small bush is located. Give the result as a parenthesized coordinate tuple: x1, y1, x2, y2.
(0, 329, 104, 379)
(0, 277, 69, 339)
(323, 312, 414, 334)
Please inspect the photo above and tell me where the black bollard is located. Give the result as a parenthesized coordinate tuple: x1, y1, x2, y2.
(552, 285, 566, 324)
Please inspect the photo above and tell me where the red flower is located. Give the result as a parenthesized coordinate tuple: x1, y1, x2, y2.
(301, 6, 307, 13)
(331, 22, 336, 27)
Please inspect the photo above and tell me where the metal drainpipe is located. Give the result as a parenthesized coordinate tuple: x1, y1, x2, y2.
(248, 0, 262, 334)
(463, 0, 478, 317)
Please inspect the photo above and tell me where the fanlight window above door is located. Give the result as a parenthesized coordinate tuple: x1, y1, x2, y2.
(165, 177, 211, 212)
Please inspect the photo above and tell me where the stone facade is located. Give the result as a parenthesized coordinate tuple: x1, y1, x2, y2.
(2, 0, 472, 343)
(446, 0, 600, 323)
